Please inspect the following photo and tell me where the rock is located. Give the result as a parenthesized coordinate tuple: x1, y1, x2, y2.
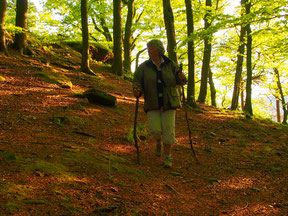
(83, 88, 117, 107)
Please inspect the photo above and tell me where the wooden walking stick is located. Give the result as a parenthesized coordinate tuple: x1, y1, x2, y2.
(179, 64, 199, 164)
(133, 97, 140, 164)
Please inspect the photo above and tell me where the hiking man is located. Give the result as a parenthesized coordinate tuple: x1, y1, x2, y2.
(133, 39, 187, 168)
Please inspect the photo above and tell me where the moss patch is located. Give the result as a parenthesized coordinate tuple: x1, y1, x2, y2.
(35, 71, 72, 88)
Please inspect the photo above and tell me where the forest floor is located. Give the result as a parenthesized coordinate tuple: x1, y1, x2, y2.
(0, 46, 288, 216)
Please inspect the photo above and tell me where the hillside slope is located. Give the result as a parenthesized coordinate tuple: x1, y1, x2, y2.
(0, 48, 288, 215)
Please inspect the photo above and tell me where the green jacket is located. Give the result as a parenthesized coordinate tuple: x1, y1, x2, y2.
(133, 55, 185, 113)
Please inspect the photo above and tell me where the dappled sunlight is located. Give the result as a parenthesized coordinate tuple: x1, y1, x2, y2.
(82, 107, 102, 114)
(218, 177, 254, 190)
(57, 174, 89, 184)
(112, 94, 144, 105)
(105, 143, 136, 155)
(221, 203, 279, 215)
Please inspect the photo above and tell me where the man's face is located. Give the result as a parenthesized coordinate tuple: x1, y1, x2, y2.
(147, 45, 160, 60)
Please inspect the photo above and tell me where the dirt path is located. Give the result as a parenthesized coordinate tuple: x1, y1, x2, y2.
(0, 52, 288, 215)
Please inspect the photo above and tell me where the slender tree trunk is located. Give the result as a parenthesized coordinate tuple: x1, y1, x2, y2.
(14, 0, 28, 54)
(274, 68, 287, 124)
(185, 0, 196, 107)
(231, 0, 246, 110)
(162, 0, 178, 64)
(81, 0, 94, 75)
(123, 0, 134, 74)
(208, 66, 216, 107)
(197, 0, 212, 103)
(113, 0, 123, 76)
(241, 81, 244, 110)
(244, 0, 253, 117)
(0, 0, 8, 54)
(276, 99, 281, 123)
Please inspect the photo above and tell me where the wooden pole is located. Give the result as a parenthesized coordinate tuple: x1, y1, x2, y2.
(133, 97, 140, 164)
(179, 64, 199, 164)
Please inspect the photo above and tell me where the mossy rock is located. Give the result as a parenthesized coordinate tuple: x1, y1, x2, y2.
(64, 40, 113, 64)
(35, 71, 72, 88)
(82, 88, 116, 107)
(0, 76, 5, 82)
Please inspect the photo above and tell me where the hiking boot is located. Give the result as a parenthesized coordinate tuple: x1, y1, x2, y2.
(163, 154, 172, 168)
(155, 142, 162, 157)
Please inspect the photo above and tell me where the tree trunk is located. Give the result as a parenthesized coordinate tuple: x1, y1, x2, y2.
(91, 16, 112, 42)
(185, 0, 196, 107)
(0, 0, 8, 54)
(113, 0, 123, 76)
(231, 0, 246, 110)
(81, 0, 94, 75)
(197, 0, 212, 103)
(276, 98, 281, 123)
(241, 81, 244, 111)
(162, 0, 178, 64)
(244, 0, 253, 117)
(14, 0, 28, 54)
(274, 68, 287, 124)
(123, 0, 134, 74)
(209, 66, 217, 107)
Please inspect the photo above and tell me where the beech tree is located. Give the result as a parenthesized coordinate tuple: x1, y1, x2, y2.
(81, 0, 94, 75)
(184, 0, 196, 107)
(274, 68, 287, 124)
(123, 0, 134, 74)
(113, 0, 123, 76)
(243, 0, 253, 117)
(162, 0, 177, 64)
(197, 0, 212, 103)
(14, 0, 28, 54)
(231, 0, 246, 111)
(0, 0, 8, 54)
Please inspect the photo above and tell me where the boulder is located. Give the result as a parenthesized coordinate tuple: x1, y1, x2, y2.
(83, 88, 116, 107)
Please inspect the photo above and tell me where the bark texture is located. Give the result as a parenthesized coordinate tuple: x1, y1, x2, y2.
(244, 0, 253, 117)
(15, 0, 28, 54)
(0, 0, 8, 54)
(123, 0, 134, 74)
(162, 0, 178, 64)
(197, 0, 212, 103)
(81, 0, 94, 75)
(231, 0, 246, 110)
(112, 0, 123, 76)
(185, 0, 196, 107)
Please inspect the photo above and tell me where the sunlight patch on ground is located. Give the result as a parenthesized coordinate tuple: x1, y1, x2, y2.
(43, 95, 78, 107)
(57, 175, 89, 184)
(105, 144, 135, 155)
(83, 107, 103, 115)
(219, 177, 254, 190)
(0, 90, 20, 96)
(222, 203, 279, 215)
(25, 87, 56, 93)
